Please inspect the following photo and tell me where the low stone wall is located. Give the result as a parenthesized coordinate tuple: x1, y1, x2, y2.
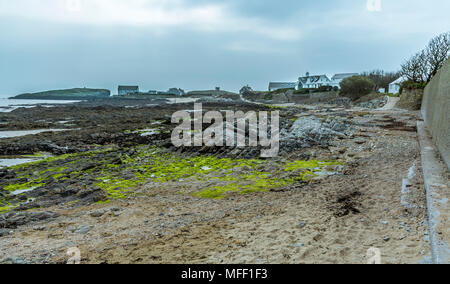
(287, 92, 339, 104)
(242, 91, 338, 104)
(397, 89, 424, 110)
(421, 58, 450, 170)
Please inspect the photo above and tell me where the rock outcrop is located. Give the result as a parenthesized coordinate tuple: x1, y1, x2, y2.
(11, 88, 111, 100)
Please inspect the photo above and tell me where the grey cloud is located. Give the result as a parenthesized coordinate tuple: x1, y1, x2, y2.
(0, 0, 449, 96)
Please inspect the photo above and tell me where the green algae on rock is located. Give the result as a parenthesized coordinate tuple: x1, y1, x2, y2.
(1, 146, 345, 210)
(92, 147, 344, 200)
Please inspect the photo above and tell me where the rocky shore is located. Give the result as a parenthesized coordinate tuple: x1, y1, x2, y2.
(0, 98, 431, 264)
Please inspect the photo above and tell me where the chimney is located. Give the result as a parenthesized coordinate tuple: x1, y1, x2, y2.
(306, 72, 310, 77)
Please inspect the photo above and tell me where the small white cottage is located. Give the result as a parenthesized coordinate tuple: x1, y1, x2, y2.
(388, 77, 407, 94)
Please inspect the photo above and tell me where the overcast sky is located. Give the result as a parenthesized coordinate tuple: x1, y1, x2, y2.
(0, 0, 449, 96)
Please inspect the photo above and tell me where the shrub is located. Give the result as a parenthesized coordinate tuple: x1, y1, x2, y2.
(294, 88, 309, 95)
(270, 88, 294, 95)
(313, 85, 333, 93)
(263, 93, 273, 100)
(340, 76, 376, 100)
(400, 80, 427, 92)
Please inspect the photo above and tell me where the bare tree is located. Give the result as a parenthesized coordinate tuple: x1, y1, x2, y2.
(401, 31, 450, 83)
(361, 70, 401, 91)
(426, 32, 450, 81)
(401, 50, 428, 82)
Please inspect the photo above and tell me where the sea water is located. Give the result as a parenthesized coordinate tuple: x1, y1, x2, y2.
(0, 98, 81, 112)
(0, 129, 71, 139)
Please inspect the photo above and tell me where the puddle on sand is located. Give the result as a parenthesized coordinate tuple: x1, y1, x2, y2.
(0, 158, 39, 168)
(0, 129, 71, 139)
(135, 128, 160, 136)
(0, 152, 50, 168)
(167, 98, 199, 104)
(11, 187, 37, 196)
(401, 162, 418, 209)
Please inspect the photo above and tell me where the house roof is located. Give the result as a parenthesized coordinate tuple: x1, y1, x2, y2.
(298, 75, 330, 84)
(331, 73, 359, 80)
(268, 82, 296, 89)
(389, 76, 408, 86)
(118, 86, 139, 90)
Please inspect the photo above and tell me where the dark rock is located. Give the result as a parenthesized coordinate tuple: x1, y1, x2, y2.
(0, 170, 8, 178)
(0, 211, 59, 229)
(0, 229, 11, 237)
(299, 221, 307, 228)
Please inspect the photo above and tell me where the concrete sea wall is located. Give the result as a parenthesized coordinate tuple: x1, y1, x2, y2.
(421, 58, 450, 170)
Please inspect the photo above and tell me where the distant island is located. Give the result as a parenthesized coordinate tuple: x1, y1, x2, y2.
(10, 88, 111, 100)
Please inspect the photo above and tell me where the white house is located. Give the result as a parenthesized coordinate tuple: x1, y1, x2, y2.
(297, 73, 332, 89)
(330, 73, 359, 88)
(267, 72, 359, 92)
(268, 82, 297, 92)
(388, 76, 407, 94)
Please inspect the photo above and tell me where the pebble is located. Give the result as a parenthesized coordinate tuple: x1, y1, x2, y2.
(64, 241, 75, 247)
(90, 210, 105, 218)
(76, 225, 93, 234)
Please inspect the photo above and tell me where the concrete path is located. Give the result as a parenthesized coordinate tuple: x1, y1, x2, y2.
(379, 96, 400, 111)
(417, 121, 449, 264)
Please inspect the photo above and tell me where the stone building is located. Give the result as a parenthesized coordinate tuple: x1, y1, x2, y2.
(118, 86, 139, 95)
